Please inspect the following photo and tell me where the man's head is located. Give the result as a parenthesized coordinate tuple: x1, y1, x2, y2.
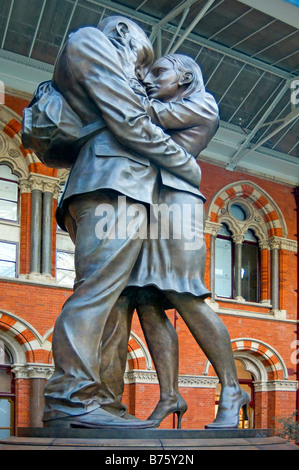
(98, 16, 154, 80)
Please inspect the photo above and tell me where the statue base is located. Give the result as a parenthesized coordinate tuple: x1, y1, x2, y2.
(0, 427, 298, 450)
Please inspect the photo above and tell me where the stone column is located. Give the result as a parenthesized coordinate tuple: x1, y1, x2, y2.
(12, 364, 54, 428)
(233, 234, 244, 301)
(29, 176, 43, 274)
(41, 181, 60, 276)
(25, 174, 60, 281)
(269, 238, 280, 311)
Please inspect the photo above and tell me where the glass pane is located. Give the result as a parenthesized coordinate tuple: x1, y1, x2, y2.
(56, 269, 75, 288)
(0, 261, 16, 278)
(230, 204, 247, 221)
(0, 180, 18, 201)
(241, 243, 259, 302)
(0, 399, 11, 428)
(0, 369, 11, 393)
(0, 428, 10, 438)
(217, 223, 231, 236)
(3, 0, 42, 56)
(0, 242, 16, 262)
(0, 166, 18, 181)
(0, 341, 13, 364)
(215, 238, 232, 297)
(0, 199, 17, 221)
(244, 229, 257, 242)
(56, 251, 74, 270)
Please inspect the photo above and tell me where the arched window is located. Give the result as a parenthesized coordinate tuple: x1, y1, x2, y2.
(0, 165, 18, 222)
(214, 203, 260, 302)
(0, 165, 19, 279)
(0, 340, 15, 437)
(207, 180, 293, 313)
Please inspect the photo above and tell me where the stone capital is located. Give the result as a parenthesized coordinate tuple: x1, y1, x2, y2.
(12, 364, 54, 380)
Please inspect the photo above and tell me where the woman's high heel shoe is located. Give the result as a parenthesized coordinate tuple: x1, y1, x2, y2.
(205, 389, 250, 429)
(148, 396, 188, 429)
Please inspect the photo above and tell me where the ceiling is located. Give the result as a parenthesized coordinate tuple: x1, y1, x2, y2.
(0, 0, 298, 184)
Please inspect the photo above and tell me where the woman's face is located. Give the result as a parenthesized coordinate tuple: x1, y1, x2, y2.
(143, 57, 184, 102)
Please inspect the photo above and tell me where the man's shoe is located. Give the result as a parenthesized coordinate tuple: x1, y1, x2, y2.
(44, 407, 156, 429)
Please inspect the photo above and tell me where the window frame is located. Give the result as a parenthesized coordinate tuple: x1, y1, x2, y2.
(241, 235, 261, 303)
(0, 239, 18, 279)
(215, 224, 234, 299)
(56, 248, 75, 287)
(0, 166, 20, 224)
(0, 342, 15, 437)
(214, 221, 261, 303)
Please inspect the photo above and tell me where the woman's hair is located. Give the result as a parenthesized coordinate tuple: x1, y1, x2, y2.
(163, 53, 205, 97)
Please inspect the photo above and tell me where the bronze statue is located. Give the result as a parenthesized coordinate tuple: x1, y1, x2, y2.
(101, 54, 250, 429)
(41, 16, 201, 429)
(22, 14, 249, 429)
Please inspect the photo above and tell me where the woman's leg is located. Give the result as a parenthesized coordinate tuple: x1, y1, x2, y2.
(136, 287, 187, 425)
(165, 292, 249, 427)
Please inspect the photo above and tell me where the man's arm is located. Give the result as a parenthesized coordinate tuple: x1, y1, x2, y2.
(66, 27, 200, 187)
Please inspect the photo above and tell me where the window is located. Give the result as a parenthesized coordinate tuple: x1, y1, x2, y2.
(242, 230, 260, 303)
(0, 241, 17, 278)
(56, 250, 75, 287)
(215, 224, 233, 298)
(0, 340, 15, 437)
(215, 204, 260, 302)
(0, 165, 19, 222)
(208, 181, 287, 309)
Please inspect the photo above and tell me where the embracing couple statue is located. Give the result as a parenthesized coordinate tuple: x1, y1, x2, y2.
(40, 16, 249, 430)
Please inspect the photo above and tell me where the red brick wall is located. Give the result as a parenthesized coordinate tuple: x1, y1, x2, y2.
(0, 92, 298, 433)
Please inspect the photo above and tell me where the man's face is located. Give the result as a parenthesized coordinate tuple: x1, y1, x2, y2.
(143, 57, 182, 102)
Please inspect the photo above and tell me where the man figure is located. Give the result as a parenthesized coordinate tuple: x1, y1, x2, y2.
(43, 16, 202, 429)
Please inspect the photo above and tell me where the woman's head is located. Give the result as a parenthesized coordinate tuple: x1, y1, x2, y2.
(144, 53, 204, 102)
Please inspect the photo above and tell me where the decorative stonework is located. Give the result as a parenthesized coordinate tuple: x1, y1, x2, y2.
(0, 310, 53, 363)
(254, 380, 298, 392)
(206, 180, 288, 240)
(231, 338, 288, 381)
(124, 370, 219, 388)
(12, 364, 54, 380)
(19, 173, 61, 196)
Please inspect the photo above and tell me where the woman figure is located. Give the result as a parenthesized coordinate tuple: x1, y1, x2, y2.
(127, 54, 249, 429)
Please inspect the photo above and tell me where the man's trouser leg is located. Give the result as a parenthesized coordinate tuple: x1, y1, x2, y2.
(99, 287, 138, 416)
(43, 192, 147, 421)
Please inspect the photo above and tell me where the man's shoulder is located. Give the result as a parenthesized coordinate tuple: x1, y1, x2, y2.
(68, 26, 113, 50)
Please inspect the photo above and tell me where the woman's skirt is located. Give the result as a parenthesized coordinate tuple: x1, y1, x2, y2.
(127, 187, 211, 302)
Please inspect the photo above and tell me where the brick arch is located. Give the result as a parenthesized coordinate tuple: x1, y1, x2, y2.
(231, 338, 288, 381)
(0, 105, 58, 178)
(127, 332, 152, 371)
(203, 337, 288, 382)
(0, 310, 52, 364)
(206, 180, 287, 239)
